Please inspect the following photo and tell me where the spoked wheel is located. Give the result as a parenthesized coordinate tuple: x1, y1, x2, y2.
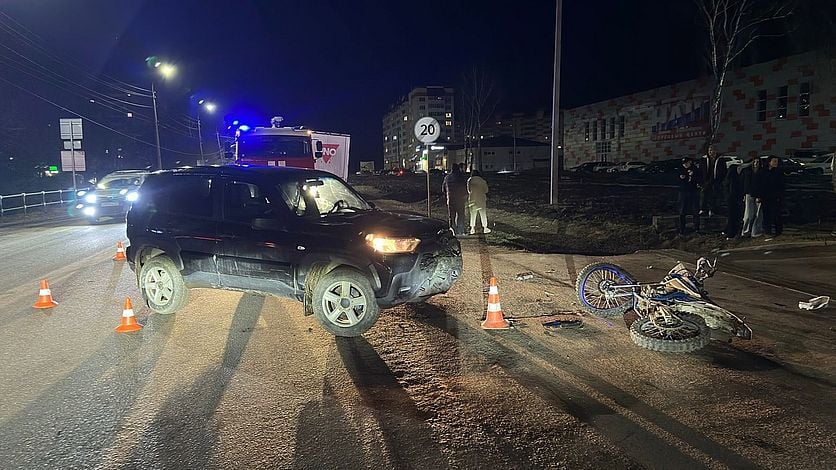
(312, 268, 380, 337)
(629, 312, 710, 353)
(575, 262, 637, 317)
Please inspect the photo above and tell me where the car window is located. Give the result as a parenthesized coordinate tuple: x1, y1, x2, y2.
(150, 174, 213, 217)
(278, 176, 369, 217)
(223, 181, 278, 223)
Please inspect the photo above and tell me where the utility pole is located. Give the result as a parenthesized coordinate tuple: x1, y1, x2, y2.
(196, 112, 204, 165)
(216, 130, 223, 163)
(549, 0, 563, 205)
(151, 82, 163, 170)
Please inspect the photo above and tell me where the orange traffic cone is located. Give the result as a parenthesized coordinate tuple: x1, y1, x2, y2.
(113, 241, 127, 261)
(115, 297, 142, 333)
(481, 277, 510, 330)
(33, 279, 58, 309)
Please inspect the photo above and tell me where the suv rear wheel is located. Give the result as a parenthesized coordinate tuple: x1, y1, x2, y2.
(139, 255, 189, 315)
(312, 267, 380, 337)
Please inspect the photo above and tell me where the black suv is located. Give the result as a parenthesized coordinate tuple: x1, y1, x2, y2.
(126, 166, 462, 336)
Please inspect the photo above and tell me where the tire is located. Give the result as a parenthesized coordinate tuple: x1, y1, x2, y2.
(575, 262, 636, 318)
(312, 267, 380, 337)
(139, 255, 189, 315)
(629, 313, 710, 353)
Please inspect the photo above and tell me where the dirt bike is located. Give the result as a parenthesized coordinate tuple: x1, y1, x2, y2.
(575, 258, 752, 353)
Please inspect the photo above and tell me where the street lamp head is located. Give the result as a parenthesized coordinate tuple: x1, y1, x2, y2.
(203, 102, 217, 113)
(198, 99, 205, 105)
(158, 63, 176, 79)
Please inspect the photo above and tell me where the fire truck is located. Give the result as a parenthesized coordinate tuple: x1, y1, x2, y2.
(232, 117, 351, 179)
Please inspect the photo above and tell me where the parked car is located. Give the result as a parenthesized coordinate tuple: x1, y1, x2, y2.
(74, 169, 149, 223)
(607, 161, 646, 173)
(568, 162, 601, 173)
(592, 162, 619, 173)
(758, 155, 807, 175)
(802, 153, 834, 175)
(638, 159, 685, 174)
(125, 165, 462, 337)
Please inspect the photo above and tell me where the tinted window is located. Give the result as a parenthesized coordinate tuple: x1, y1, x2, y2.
(149, 174, 213, 217)
(237, 135, 311, 159)
(223, 181, 278, 223)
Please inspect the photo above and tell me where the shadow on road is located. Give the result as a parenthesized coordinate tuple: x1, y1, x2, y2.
(335, 335, 448, 469)
(0, 311, 175, 468)
(125, 293, 263, 468)
(411, 302, 761, 470)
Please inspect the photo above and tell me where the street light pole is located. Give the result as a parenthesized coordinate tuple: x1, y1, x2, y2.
(549, 0, 563, 205)
(196, 111, 204, 165)
(151, 81, 163, 170)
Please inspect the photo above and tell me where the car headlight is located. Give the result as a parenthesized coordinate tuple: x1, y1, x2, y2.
(77, 190, 87, 197)
(126, 192, 139, 202)
(365, 234, 421, 254)
(84, 194, 97, 203)
(82, 207, 96, 216)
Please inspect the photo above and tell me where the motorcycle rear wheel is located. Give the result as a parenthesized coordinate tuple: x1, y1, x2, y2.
(629, 313, 710, 353)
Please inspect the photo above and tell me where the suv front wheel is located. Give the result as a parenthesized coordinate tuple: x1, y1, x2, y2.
(312, 268, 380, 337)
(139, 255, 189, 315)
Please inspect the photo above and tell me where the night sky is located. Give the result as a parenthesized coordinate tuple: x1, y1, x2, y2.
(1, 0, 825, 171)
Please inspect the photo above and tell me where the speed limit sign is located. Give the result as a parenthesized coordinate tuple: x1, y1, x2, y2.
(414, 117, 440, 144)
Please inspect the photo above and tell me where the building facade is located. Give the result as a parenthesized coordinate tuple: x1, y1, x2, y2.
(483, 109, 552, 143)
(442, 136, 550, 173)
(382, 86, 456, 170)
(562, 49, 835, 167)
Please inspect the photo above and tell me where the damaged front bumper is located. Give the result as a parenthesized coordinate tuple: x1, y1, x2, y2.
(374, 234, 462, 308)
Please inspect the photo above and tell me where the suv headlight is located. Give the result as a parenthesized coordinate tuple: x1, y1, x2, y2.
(126, 192, 139, 202)
(365, 234, 421, 254)
(84, 194, 97, 203)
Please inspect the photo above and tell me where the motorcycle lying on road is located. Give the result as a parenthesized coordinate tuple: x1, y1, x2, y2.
(575, 258, 752, 353)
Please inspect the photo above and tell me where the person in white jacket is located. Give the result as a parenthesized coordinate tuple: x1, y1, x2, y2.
(467, 170, 491, 234)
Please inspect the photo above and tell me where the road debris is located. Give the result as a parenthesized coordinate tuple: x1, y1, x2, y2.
(798, 296, 830, 311)
(515, 272, 535, 281)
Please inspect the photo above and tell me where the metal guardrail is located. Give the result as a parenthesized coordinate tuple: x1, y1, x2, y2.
(0, 189, 76, 216)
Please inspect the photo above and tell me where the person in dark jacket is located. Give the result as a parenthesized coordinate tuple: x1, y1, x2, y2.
(722, 164, 743, 239)
(442, 165, 468, 236)
(762, 156, 785, 236)
(699, 145, 724, 216)
(740, 157, 765, 237)
(678, 158, 700, 235)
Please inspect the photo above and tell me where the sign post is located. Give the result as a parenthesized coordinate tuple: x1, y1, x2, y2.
(414, 116, 440, 218)
(60, 118, 83, 194)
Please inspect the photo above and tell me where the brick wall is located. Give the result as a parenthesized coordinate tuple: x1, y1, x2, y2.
(563, 49, 836, 166)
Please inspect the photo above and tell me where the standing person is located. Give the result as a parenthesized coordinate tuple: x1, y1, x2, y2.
(678, 158, 701, 235)
(467, 170, 491, 234)
(740, 157, 765, 237)
(699, 145, 724, 217)
(763, 156, 785, 236)
(722, 163, 743, 239)
(442, 164, 468, 236)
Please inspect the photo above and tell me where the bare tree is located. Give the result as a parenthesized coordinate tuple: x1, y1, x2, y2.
(459, 66, 498, 171)
(697, 0, 792, 150)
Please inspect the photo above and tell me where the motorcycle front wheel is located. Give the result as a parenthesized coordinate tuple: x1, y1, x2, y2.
(629, 313, 710, 353)
(575, 262, 637, 318)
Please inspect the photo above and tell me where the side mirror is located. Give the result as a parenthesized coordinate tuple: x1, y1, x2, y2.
(314, 140, 323, 159)
(252, 218, 282, 231)
(368, 201, 376, 210)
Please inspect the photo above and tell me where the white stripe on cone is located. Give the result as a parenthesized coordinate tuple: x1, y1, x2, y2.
(122, 309, 134, 318)
(39, 289, 51, 296)
(487, 302, 502, 312)
(488, 286, 498, 295)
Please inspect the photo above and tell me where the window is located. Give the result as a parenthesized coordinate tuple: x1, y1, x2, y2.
(600, 119, 606, 140)
(419, 105, 426, 110)
(618, 115, 626, 137)
(608, 117, 615, 139)
(756, 89, 767, 121)
(224, 181, 276, 223)
(798, 82, 811, 117)
(279, 176, 370, 217)
(595, 142, 612, 162)
(777, 85, 788, 119)
(592, 120, 598, 141)
(154, 175, 213, 217)
(445, 112, 452, 118)
(403, 115, 408, 121)
(418, 97, 426, 102)
(445, 120, 452, 126)
(584, 122, 590, 141)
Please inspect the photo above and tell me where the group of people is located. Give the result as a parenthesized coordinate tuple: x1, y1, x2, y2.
(442, 163, 491, 236)
(679, 146, 785, 238)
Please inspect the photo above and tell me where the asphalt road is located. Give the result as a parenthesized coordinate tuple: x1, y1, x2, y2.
(0, 218, 834, 469)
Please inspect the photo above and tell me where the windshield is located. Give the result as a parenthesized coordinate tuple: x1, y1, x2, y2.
(278, 175, 371, 217)
(238, 135, 311, 159)
(97, 175, 144, 190)
(812, 155, 832, 163)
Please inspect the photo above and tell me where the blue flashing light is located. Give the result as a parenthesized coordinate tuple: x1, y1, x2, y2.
(232, 120, 239, 126)
(238, 125, 251, 132)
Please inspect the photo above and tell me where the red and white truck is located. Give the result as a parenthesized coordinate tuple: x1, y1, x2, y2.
(233, 119, 351, 180)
